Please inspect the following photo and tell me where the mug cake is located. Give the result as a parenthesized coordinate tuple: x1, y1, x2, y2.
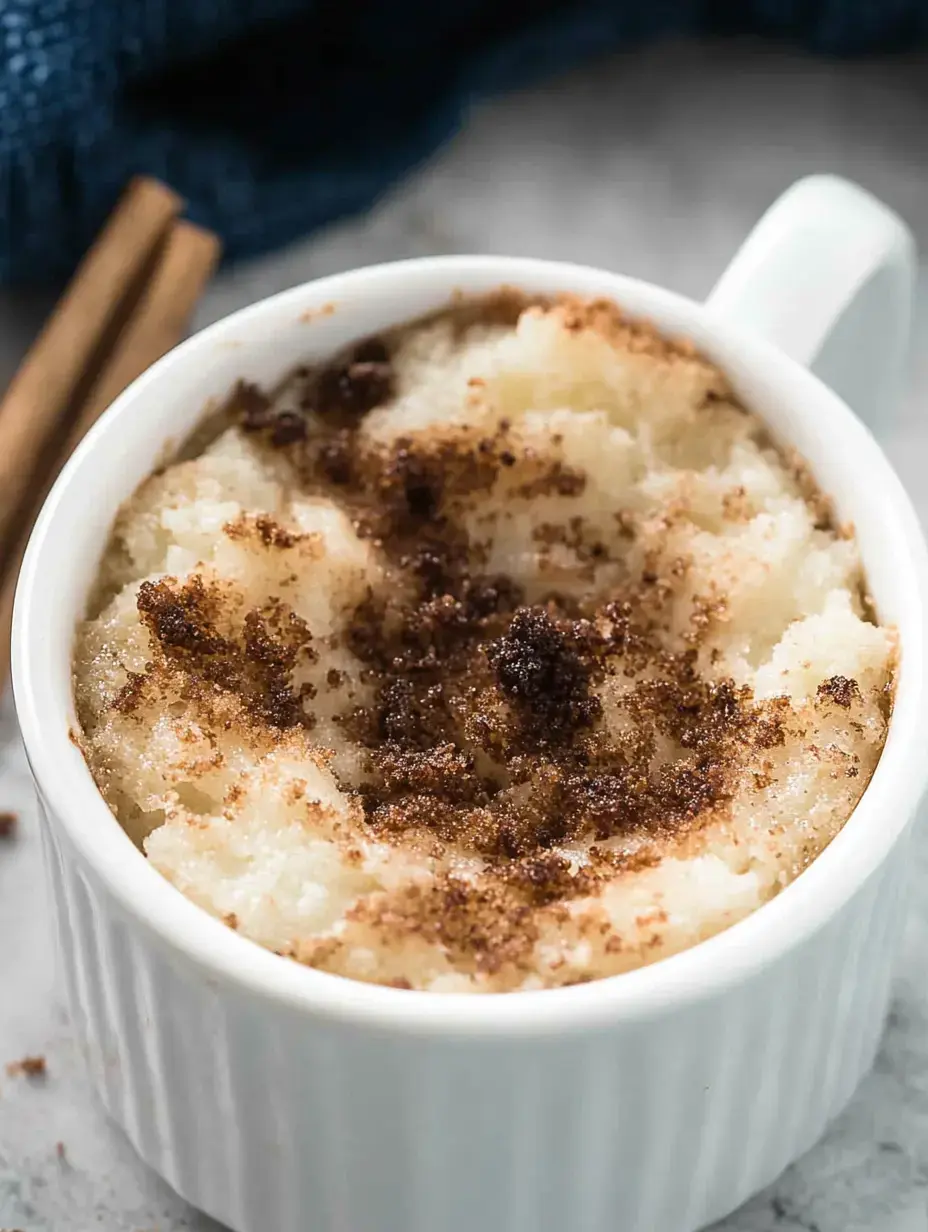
(73, 291, 894, 993)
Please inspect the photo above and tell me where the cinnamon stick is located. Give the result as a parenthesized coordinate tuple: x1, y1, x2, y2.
(0, 220, 222, 686)
(69, 221, 221, 440)
(0, 177, 181, 561)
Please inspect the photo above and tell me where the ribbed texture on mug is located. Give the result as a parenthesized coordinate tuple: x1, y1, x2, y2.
(38, 805, 908, 1232)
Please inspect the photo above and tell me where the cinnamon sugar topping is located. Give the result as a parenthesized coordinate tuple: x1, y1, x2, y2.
(74, 291, 895, 993)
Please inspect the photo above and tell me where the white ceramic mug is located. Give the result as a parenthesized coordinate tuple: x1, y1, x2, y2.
(12, 175, 928, 1232)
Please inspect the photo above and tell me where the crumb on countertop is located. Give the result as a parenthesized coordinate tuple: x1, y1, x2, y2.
(6, 1054, 47, 1079)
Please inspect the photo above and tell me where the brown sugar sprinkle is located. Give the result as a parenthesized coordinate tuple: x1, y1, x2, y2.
(131, 575, 316, 731)
(0, 811, 17, 839)
(312, 338, 394, 422)
(224, 512, 312, 551)
(229, 378, 312, 450)
(818, 675, 861, 708)
(451, 286, 533, 329)
(487, 607, 600, 741)
(6, 1054, 46, 1079)
(511, 460, 586, 501)
(230, 379, 307, 447)
(722, 486, 751, 522)
(788, 450, 836, 533)
(228, 380, 271, 429)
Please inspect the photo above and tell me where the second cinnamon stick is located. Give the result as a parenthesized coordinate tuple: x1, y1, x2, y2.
(0, 220, 222, 686)
(0, 178, 182, 562)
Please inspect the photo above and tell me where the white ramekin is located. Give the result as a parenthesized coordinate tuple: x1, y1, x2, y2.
(13, 177, 928, 1232)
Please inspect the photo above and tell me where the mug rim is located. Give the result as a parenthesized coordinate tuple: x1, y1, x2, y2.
(14, 254, 928, 1036)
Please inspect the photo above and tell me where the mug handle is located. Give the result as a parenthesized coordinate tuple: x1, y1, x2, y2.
(705, 174, 916, 432)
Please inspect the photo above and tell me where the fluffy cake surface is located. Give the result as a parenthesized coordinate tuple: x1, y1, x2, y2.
(74, 293, 894, 993)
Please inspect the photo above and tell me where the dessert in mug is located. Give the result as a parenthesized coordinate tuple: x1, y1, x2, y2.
(74, 292, 895, 994)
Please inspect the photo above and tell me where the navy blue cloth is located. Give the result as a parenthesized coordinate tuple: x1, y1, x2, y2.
(1, 0, 926, 284)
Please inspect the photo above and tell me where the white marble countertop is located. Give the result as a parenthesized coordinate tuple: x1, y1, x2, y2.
(4, 37, 928, 1232)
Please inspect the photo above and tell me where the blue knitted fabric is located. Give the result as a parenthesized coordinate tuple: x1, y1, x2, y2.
(2, 0, 925, 284)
